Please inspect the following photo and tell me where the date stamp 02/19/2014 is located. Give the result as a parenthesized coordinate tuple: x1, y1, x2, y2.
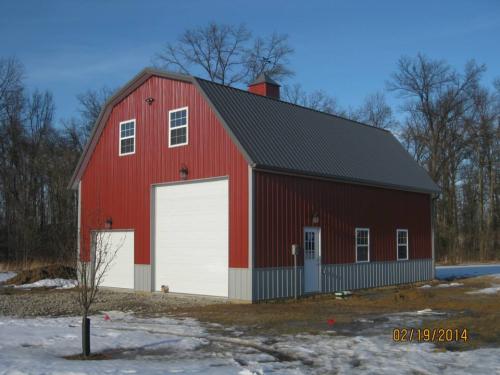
(393, 328, 469, 343)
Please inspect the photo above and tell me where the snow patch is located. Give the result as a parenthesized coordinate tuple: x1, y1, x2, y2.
(238, 370, 263, 375)
(15, 278, 77, 289)
(467, 285, 500, 295)
(436, 282, 464, 288)
(416, 308, 435, 315)
(356, 318, 375, 323)
(419, 283, 463, 289)
(0, 272, 16, 283)
(275, 332, 500, 374)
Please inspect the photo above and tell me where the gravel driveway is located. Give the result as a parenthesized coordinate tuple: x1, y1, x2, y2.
(0, 287, 227, 317)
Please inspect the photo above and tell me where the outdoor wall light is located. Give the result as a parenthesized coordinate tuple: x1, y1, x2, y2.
(312, 212, 320, 224)
(179, 165, 189, 180)
(145, 97, 155, 105)
(105, 217, 113, 229)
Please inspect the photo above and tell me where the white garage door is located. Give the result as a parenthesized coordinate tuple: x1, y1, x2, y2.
(96, 230, 134, 289)
(154, 179, 229, 297)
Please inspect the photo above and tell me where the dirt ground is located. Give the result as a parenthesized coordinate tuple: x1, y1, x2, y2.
(177, 276, 500, 350)
(1, 274, 499, 350)
(0, 287, 227, 316)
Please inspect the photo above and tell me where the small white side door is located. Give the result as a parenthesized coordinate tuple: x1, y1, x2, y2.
(96, 230, 134, 289)
(304, 227, 321, 293)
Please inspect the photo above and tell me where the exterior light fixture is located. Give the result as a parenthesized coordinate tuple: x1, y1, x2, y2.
(105, 217, 113, 229)
(312, 212, 320, 224)
(145, 97, 154, 105)
(179, 165, 188, 180)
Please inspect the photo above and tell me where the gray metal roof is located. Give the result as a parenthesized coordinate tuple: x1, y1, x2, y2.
(70, 68, 439, 194)
(196, 78, 440, 194)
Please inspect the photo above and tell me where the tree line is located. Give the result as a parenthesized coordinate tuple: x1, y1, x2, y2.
(0, 22, 498, 265)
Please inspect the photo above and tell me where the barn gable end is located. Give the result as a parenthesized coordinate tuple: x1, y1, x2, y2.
(77, 71, 250, 297)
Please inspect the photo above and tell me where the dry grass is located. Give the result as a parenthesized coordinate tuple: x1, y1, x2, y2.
(4, 264, 76, 285)
(0, 259, 74, 272)
(177, 276, 500, 349)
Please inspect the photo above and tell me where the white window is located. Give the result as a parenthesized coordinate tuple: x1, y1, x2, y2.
(397, 229, 409, 260)
(304, 230, 317, 260)
(355, 228, 370, 263)
(119, 119, 136, 156)
(168, 107, 188, 147)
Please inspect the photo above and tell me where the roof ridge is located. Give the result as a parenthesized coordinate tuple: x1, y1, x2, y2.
(69, 67, 439, 195)
(194, 76, 391, 134)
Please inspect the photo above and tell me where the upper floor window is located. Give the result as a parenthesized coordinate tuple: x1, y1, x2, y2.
(119, 119, 135, 156)
(355, 228, 370, 263)
(397, 229, 409, 260)
(169, 107, 188, 147)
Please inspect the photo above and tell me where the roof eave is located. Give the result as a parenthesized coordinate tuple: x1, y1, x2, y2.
(252, 164, 441, 195)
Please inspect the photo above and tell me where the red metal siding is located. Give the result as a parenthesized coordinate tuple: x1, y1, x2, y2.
(80, 76, 248, 267)
(254, 171, 431, 268)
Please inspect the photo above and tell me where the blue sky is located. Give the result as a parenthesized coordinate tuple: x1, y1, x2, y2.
(1, 0, 499, 122)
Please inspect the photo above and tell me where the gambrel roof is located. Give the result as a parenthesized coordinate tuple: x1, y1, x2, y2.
(70, 69, 440, 194)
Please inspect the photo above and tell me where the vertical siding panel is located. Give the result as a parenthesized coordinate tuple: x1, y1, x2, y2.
(81, 76, 249, 269)
(254, 171, 432, 269)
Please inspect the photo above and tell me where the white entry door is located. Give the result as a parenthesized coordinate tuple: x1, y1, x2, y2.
(304, 227, 321, 293)
(154, 178, 229, 297)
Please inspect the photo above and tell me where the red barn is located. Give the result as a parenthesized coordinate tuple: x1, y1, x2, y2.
(69, 69, 439, 301)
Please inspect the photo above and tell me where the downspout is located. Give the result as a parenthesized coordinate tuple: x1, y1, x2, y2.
(77, 181, 81, 260)
(431, 193, 439, 279)
(248, 166, 255, 301)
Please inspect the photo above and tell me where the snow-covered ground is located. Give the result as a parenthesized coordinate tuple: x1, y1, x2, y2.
(436, 264, 500, 280)
(420, 282, 464, 289)
(14, 278, 77, 289)
(467, 284, 500, 295)
(1, 312, 499, 374)
(0, 271, 16, 283)
(0, 271, 76, 289)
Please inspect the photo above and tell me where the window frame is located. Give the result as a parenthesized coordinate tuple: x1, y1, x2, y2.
(303, 226, 321, 261)
(396, 229, 409, 261)
(168, 106, 189, 148)
(355, 227, 370, 263)
(118, 119, 136, 156)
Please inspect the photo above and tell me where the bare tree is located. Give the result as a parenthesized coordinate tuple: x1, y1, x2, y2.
(0, 57, 24, 122)
(460, 84, 500, 260)
(388, 54, 484, 179)
(77, 86, 114, 141)
(0, 58, 24, 263)
(154, 22, 294, 85)
(76, 228, 121, 357)
(0, 56, 84, 268)
(244, 32, 294, 83)
(388, 53, 486, 262)
(282, 83, 345, 115)
(354, 92, 398, 129)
